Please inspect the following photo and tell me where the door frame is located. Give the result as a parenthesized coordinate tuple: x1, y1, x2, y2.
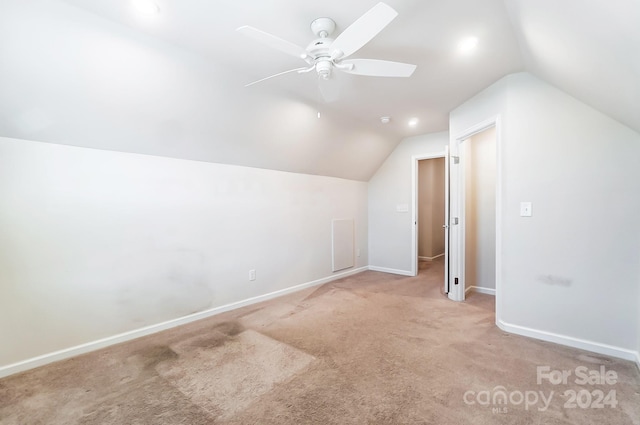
(449, 115, 503, 321)
(410, 152, 447, 277)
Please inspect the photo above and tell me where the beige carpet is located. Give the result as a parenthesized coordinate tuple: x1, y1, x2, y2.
(1, 259, 639, 424)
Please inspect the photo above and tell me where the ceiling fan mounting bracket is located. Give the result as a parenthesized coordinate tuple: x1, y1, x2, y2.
(310, 17, 336, 38)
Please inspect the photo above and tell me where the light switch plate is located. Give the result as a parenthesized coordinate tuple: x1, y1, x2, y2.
(520, 202, 532, 217)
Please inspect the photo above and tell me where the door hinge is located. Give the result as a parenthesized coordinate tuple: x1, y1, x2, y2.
(452, 156, 460, 164)
(454, 277, 459, 285)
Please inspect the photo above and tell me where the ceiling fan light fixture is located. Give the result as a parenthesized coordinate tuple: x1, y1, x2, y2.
(316, 60, 332, 79)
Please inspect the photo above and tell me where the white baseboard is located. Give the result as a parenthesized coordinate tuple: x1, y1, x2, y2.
(368, 266, 414, 276)
(497, 319, 640, 363)
(465, 286, 496, 296)
(418, 253, 444, 261)
(636, 351, 640, 372)
(0, 266, 368, 379)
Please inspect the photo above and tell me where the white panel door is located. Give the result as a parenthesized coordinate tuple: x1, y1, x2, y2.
(448, 141, 463, 301)
(443, 146, 451, 294)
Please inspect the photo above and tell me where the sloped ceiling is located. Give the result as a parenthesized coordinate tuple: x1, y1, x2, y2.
(0, 0, 637, 181)
(505, 0, 640, 135)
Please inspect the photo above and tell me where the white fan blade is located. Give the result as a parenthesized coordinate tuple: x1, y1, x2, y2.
(237, 26, 308, 60)
(245, 67, 312, 87)
(329, 3, 398, 59)
(340, 59, 416, 77)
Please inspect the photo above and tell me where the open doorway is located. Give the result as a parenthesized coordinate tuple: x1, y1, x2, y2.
(448, 116, 502, 304)
(461, 127, 497, 297)
(411, 153, 447, 292)
(418, 158, 446, 263)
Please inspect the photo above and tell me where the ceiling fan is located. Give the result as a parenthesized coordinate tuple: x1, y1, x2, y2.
(237, 2, 417, 88)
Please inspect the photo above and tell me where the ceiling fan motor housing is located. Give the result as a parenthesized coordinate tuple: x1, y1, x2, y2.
(306, 36, 335, 79)
(306, 38, 333, 58)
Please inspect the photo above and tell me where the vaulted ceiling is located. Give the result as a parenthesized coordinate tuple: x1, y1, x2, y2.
(0, 0, 637, 181)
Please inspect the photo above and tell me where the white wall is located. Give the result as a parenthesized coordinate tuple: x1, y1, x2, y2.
(0, 137, 368, 370)
(463, 127, 496, 290)
(0, 0, 398, 182)
(450, 72, 640, 357)
(368, 132, 448, 274)
(418, 158, 445, 259)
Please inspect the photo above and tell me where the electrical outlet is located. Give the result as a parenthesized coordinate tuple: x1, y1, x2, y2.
(249, 269, 256, 281)
(520, 202, 532, 217)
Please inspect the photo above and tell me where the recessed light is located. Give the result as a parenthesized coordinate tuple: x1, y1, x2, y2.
(408, 118, 419, 127)
(458, 36, 479, 53)
(133, 0, 160, 16)
(380, 116, 391, 124)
